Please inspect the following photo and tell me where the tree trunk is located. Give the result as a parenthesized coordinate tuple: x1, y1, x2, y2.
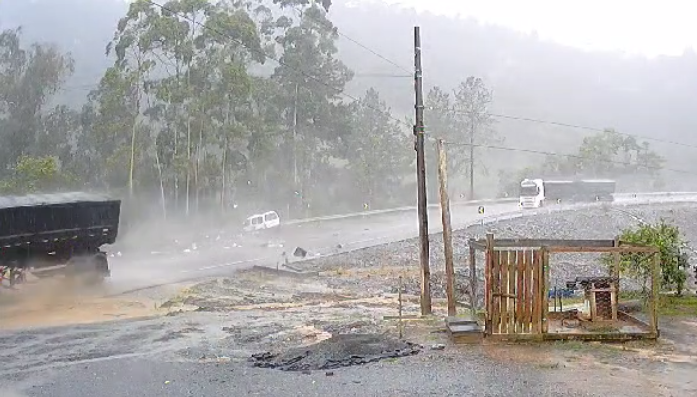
(128, 71, 141, 199)
(154, 141, 167, 220)
(468, 120, 475, 200)
(221, 142, 226, 213)
(128, 117, 138, 198)
(186, 116, 191, 217)
(195, 108, 204, 215)
(173, 105, 179, 213)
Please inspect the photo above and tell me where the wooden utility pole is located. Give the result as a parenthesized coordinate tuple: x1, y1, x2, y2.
(469, 243, 477, 317)
(437, 139, 456, 316)
(413, 26, 431, 315)
(291, 82, 299, 219)
(468, 122, 475, 200)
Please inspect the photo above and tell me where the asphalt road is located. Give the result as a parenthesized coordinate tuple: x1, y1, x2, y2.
(101, 194, 697, 295)
(101, 201, 522, 295)
(103, 194, 690, 295)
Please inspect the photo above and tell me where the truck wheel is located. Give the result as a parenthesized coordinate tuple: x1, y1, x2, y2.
(9, 268, 25, 287)
(85, 254, 108, 285)
(65, 254, 108, 286)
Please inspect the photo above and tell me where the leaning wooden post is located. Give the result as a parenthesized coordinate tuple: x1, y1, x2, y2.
(469, 243, 477, 317)
(436, 138, 456, 316)
(541, 247, 550, 334)
(612, 236, 621, 321)
(650, 251, 660, 335)
(485, 232, 494, 334)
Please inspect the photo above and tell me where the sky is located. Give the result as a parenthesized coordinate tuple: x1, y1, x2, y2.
(364, 0, 696, 58)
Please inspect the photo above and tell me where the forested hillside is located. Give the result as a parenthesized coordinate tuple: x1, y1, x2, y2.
(0, 0, 691, 227)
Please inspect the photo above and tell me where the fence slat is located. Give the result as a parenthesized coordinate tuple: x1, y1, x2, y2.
(491, 250, 501, 334)
(500, 251, 510, 334)
(531, 250, 542, 334)
(523, 249, 532, 333)
(508, 250, 517, 333)
(525, 250, 536, 333)
(515, 249, 525, 333)
(542, 249, 550, 334)
(484, 249, 491, 331)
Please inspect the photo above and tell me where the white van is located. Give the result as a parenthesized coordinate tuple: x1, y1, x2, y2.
(243, 210, 281, 232)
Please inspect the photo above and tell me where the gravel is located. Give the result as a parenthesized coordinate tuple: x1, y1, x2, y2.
(294, 203, 697, 303)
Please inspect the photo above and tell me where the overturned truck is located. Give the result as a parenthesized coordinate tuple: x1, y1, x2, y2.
(0, 192, 121, 286)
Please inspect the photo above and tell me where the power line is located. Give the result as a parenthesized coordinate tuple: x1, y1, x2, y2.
(352, 73, 411, 78)
(54, 71, 410, 94)
(284, 1, 411, 76)
(443, 140, 696, 176)
(336, 31, 412, 75)
(450, 110, 697, 150)
(332, 24, 697, 153)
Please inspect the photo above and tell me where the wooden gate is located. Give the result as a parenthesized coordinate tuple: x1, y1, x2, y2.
(485, 248, 545, 336)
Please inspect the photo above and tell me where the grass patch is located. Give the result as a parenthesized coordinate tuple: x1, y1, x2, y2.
(658, 294, 697, 317)
(552, 340, 627, 359)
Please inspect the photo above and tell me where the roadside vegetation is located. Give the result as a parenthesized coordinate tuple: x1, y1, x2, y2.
(0, 0, 666, 227)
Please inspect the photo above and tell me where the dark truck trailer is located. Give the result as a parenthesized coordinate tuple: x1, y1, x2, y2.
(571, 179, 616, 202)
(0, 192, 121, 286)
(544, 179, 616, 203)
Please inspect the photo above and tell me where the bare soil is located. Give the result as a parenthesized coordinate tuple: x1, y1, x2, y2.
(0, 277, 166, 330)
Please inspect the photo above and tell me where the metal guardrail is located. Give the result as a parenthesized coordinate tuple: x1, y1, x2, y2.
(615, 192, 697, 199)
(284, 191, 697, 226)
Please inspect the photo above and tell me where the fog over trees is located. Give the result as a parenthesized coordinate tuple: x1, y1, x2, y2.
(1, 0, 694, 224)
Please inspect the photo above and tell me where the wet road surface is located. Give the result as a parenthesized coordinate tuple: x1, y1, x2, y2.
(102, 201, 522, 295)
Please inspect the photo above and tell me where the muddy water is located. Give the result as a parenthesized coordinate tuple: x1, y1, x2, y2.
(0, 278, 163, 330)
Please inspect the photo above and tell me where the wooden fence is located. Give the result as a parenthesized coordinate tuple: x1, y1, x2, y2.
(462, 234, 660, 342)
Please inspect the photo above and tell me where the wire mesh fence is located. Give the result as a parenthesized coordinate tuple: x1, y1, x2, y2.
(548, 252, 657, 334)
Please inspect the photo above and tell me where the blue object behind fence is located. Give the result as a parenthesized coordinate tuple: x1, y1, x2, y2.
(548, 288, 575, 299)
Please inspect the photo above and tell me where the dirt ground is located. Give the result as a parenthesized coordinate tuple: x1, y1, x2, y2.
(2, 262, 697, 396)
(154, 264, 697, 396)
(0, 278, 164, 330)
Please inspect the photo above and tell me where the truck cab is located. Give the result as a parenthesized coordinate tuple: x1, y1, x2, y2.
(519, 178, 544, 208)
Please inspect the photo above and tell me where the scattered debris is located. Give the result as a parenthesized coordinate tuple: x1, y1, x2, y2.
(250, 333, 421, 371)
(264, 240, 285, 248)
(293, 247, 308, 258)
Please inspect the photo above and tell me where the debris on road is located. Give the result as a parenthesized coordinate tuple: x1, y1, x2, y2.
(249, 333, 421, 371)
(264, 240, 285, 248)
(293, 247, 308, 258)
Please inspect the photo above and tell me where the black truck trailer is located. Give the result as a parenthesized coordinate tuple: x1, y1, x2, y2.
(545, 179, 616, 203)
(0, 192, 121, 286)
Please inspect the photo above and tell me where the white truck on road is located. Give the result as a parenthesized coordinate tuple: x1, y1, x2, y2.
(519, 178, 616, 209)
